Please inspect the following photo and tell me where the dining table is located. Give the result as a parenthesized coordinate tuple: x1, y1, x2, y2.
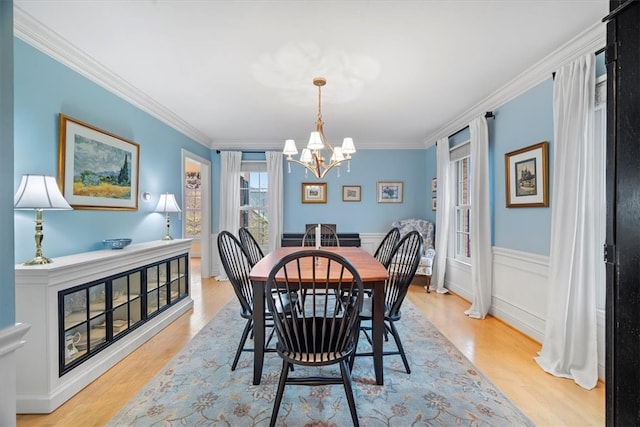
(249, 246, 389, 386)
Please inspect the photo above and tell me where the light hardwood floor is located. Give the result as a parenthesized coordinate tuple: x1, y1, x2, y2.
(17, 260, 604, 426)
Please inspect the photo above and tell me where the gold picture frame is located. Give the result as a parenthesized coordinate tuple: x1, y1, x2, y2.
(301, 182, 327, 203)
(504, 141, 549, 208)
(58, 114, 140, 210)
(377, 181, 403, 203)
(342, 185, 361, 202)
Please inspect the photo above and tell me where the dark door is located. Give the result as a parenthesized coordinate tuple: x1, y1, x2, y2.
(604, 1, 640, 425)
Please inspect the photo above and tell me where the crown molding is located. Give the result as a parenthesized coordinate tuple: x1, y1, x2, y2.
(212, 137, 426, 151)
(423, 21, 606, 145)
(13, 6, 212, 148)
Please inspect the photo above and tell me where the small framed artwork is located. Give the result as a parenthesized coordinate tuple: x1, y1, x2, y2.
(431, 196, 437, 211)
(342, 185, 361, 202)
(301, 182, 327, 203)
(377, 181, 403, 203)
(431, 177, 437, 192)
(58, 114, 140, 210)
(504, 141, 549, 208)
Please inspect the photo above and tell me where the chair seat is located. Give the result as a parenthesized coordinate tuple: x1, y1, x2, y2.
(282, 350, 350, 364)
(358, 295, 401, 322)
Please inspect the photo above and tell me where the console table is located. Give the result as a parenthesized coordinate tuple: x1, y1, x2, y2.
(15, 239, 193, 413)
(281, 232, 361, 247)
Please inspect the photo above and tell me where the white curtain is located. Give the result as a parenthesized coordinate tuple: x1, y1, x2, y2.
(535, 53, 598, 390)
(216, 151, 241, 280)
(433, 137, 451, 293)
(266, 151, 283, 253)
(465, 116, 493, 319)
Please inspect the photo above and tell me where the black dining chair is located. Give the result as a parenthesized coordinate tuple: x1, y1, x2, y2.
(301, 224, 340, 247)
(238, 227, 265, 267)
(265, 250, 364, 427)
(374, 227, 401, 268)
(353, 230, 422, 374)
(217, 230, 286, 371)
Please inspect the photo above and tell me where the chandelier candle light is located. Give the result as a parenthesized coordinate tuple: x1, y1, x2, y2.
(14, 174, 73, 265)
(155, 193, 182, 240)
(283, 77, 356, 179)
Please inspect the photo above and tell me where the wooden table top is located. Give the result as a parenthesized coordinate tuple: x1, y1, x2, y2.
(249, 247, 388, 282)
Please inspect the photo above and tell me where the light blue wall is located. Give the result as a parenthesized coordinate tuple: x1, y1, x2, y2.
(492, 79, 554, 255)
(282, 150, 430, 233)
(1, 0, 15, 328)
(13, 39, 211, 263)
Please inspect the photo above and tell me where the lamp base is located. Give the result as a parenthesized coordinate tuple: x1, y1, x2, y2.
(23, 255, 53, 266)
(161, 235, 174, 241)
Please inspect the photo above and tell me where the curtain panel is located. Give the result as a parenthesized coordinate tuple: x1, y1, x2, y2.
(535, 53, 599, 390)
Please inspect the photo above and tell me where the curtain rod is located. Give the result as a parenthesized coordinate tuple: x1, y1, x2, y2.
(215, 150, 266, 154)
(443, 111, 494, 141)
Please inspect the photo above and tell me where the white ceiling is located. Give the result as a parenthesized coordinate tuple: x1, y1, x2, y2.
(14, 1, 608, 151)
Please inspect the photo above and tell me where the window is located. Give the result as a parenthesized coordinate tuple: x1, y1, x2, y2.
(451, 141, 471, 262)
(240, 161, 269, 248)
(184, 171, 201, 237)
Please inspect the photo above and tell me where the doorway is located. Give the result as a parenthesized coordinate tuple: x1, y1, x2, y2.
(182, 150, 212, 278)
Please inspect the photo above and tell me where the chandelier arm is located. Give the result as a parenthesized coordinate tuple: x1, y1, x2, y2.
(285, 157, 347, 179)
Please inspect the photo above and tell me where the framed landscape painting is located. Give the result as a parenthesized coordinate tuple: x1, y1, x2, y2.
(301, 182, 327, 203)
(504, 141, 549, 208)
(58, 114, 140, 210)
(377, 181, 403, 203)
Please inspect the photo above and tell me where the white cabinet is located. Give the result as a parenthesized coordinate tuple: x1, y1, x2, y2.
(15, 239, 193, 414)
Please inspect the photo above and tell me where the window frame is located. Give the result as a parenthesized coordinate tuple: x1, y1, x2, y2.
(239, 161, 269, 250)
(450, 140, 471, 264)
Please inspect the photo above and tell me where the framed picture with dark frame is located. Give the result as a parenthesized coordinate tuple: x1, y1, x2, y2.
(377, 181, 403, 203)
(301, 182, 327, 203)
(504, 141, 549, 208)
(431, 196, 437, 211)
(342, 185, 361, 202)
(58, 114, 140, 210)
(431, 177, 437, 192)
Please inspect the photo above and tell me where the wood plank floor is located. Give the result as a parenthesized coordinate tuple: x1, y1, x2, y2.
(17, 260, 604, 426)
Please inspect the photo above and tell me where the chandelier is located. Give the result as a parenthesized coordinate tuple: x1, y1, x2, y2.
(282, 77, 356, 179)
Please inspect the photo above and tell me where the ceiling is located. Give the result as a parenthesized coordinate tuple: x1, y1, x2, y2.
(14, 1, 608, 151)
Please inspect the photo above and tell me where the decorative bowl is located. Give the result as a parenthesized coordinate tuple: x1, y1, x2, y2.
(102, 238, 132, 250)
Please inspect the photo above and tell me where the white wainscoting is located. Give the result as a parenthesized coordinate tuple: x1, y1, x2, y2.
(444, 246, 604, 380)
(491, 247, 549, 343)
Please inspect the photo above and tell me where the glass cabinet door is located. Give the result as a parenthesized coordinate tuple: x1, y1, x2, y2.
(146, 264, 159, 315)
(62, 288, 88, 366)
(129, 271, 142, 325)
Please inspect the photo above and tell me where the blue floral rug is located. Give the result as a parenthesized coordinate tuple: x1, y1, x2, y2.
(108, 298, 534, 426)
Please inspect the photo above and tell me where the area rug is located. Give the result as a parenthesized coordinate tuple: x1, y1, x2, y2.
(108, 298, 534, 426)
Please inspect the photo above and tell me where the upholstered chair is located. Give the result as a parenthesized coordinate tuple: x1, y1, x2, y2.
(391, 218, 436, 291)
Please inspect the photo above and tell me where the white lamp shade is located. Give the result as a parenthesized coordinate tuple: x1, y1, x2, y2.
(283, 139, 298, 155)
(155, 193, 181, 213)
(330, 146, 344, 162)
(341, 137, 356, 154)
(299, 148, 313, 164)
(307, 131, 324, 150)
(14, 175, 72, 210)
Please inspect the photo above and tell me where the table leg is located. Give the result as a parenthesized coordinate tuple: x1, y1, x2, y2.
(372, 280, 384, 385)
(253, 280, 265, 385)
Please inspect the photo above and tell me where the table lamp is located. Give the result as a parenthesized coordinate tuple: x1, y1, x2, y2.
(155, 193, 181, 240)
(14, 174, 73, 265)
